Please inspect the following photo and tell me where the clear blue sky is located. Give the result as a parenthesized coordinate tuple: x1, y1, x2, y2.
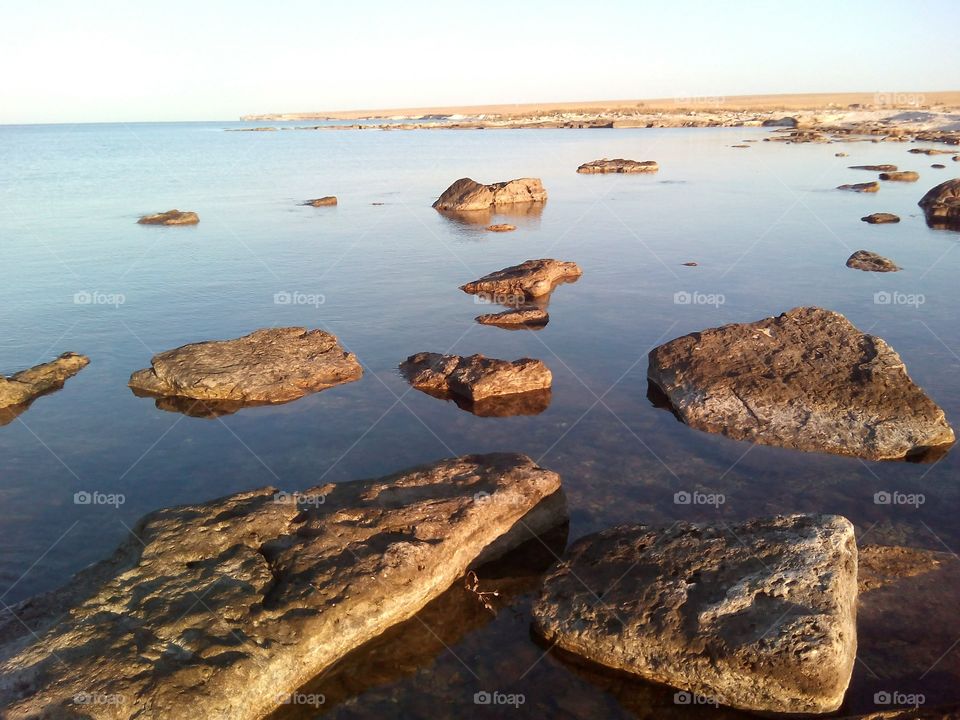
(1, 0, 957, 123)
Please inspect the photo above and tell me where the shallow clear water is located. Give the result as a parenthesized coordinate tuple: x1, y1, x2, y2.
(1, 122, 958, 717)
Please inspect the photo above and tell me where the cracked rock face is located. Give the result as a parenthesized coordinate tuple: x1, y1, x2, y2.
(460, 259, 582, 299)
(128, 328, 362, 406)
(647, 307, 955, 460)
(576, 159, 659, 174)
(532, 514, 858, 714)
(432, 177, 547, 212)
(0, 453, 564, 720)
(0, 352, 89, 423)
(475, 306, 549, 328)
(137, 209, 199, 225)
(846, 250, 900, 272)
(400, 352, 551, 401)
(919, 178, 960, 229)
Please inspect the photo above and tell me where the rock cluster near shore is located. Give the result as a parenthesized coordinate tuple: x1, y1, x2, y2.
(460, 259, 582, 299)
(401, 352, 551, 401)
(846, 249, 900, 272)
(0, 353, 89, 423)
(432, 177, 546, 212)
(137, 209, 199, 225)
(533, 514, 858, 714)
(0, 454, 565, 720)
(647, 307, 955, 460)
(576, 158, 659, 174)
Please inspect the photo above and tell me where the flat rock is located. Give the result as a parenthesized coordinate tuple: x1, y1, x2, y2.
(850, 165, 898, 171)
(861, 213, 901, 224)
(647, 307, 955, 460)
(879, 171, 919, 182)
(128, 327, 362, 406)
(909, 148, 955, 155)
(846, 250, 900, 272)
(400, 352, 551, 401)
(137, 209, 199, 225)
(576, 159, 659, 174)
(475, 306, 549, 328)
(303, 196, 337, 206)
(0, 453, 564, 720)
(432, 177, 546, 212)
(0, 353, 89, 423)
(532, 514, 858, 714)
(485, 223, 516, 232)
(932, 163, 946, 169)
(460, 259, 582, 300)
(918, 178, 960, 228)
(838, 181, 881, 192)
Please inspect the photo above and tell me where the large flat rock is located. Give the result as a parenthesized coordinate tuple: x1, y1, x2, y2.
(432, 177, 547, 212)
(576, 158, 659, 174)
(128, 327, 362, 407)
(460, 258, 582, 300)
(533, 514, 859, 714)
(0, 453, 564, 720)
(0, 352, 89, 425)
(647, 307, 955, 460)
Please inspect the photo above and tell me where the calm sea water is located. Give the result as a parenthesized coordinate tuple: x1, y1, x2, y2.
(1, 121, 958, 717)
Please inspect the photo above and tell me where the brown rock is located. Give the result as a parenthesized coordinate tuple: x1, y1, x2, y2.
(400, 352, 551, 401)
(879, 171, 920, 182)
(838, 181, 881, 192)
(485, 223, 516, 232)
(846, 250, 900, 272)
(0, 353, 89, 424)
(0, 453, 565, 720)
(576, 159, 659, 173)
(835, 152, 849, 157)
(533, 514, 859, 714)
(647, 307, 955, 460)
(909, 148, 955, 155)
(303, 196, 337, 206)
(475, 306, 549, 328)
(137, 210, 199, 225)
(850, 165, 898, 171)
(432, 178, 546, 212)
(861, 213, 901, 224)
(918, 178, 960, 228)
(128, 328, 362, 408)
(762, 116, 799, 127)
(932, 163, 946, 169)
(460, 259, 582, 300)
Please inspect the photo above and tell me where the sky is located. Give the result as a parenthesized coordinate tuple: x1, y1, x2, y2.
(1, 0, 958, 124)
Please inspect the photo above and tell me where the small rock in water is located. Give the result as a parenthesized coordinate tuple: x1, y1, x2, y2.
(909, 147, 955, 155)
(837, 181, 880, 192)
(475, 306, 549, 328)
(485, 223, 516, 232)
(432, 177, 546, 212)
(846, 249, 900, 272)
(576, 158, 659, 173)
(835, 152, 849, 157)
(730, 144, 750, 148)
(849, 164, 897, 171)
(761, 116, 799, 127)
(400, 352, 551, 401)
(0, 352, 89, 424)
(460, 259, 582, 300)
(861, 212, 901, 224)
(681, 261, 698, 266)
(303, 196, 337, 206)
(932, 163, 946, 169)
(879, 171, 919, 182)
(137, 209, 199, 225)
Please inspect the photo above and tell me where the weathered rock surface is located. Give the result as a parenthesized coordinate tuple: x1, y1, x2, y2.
(918, 178, 960, 228)
(647, 307, 955, 460)
(0, 453, 565, 720)
(137, 209, 199, 225)
(0, 353, 89, 425)
(533, 514, 858, 714)
(879, 171, 919, 182)
(861, 212, 901, 224)
(303, 196, 337, 206)
(846, 250, 900, 272)
(460, 259, 582, 300)
(432, 178, 546, 212)
(485, 223, 516, 232)
(400, 352, 551, 401)
(576, 159, 659, 174)
(838, 181, 881, 192)
(128, 328, 362, 406)
(475, 306, 549, 328)
(850, 165, 898, 171)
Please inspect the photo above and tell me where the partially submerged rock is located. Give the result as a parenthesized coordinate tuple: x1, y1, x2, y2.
(485, 223, 516, 232)
(432, 177, 546, 212)
(128, 328, 362, 408)
(137, 209, 199, 225)
(909, 148, 955, 155)
(0, 453, 564, 720)
(533, 514, 858, 714)
(576, 159, 659, 174)
(475, 306, 549, 329)
(879, 171, 919, 182)
(647, 307, 955, 460)
(846, 250, 900, 272)
(838, 181, 880, 192)
(850, 165, 897, 171)
(303, 196, 337, 206)
(460, 259, 582, 300)
(0, 353, 89, 424)
(762, 116, 799, 127)
(932, 163, 946, 169)
(400, 352, 551, 401)
(918, 178, 960, 228)
(861, 212, 900, 224)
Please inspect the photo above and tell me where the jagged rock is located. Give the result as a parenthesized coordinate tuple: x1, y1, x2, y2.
(838, 181, 881, 192)
(0, 453, 564, 720)
(861, 213, 901, 224)
(879, 171, 919, 182)
(0, 353, 89, 424)
(846, 250, 900, 272)
(432, 178, 546, 212)
(460, 259, 582, 300)
(303, 196, 337, 206)
(137, 210, 199, 225)
(647, 307, 955, 460)
(533, 514, 858, 714)
(850, 165, 898, 171)
(576, 159, 659, 174)
(485, 223, 516, 232)
(128, 328, 362, 408)
(475, 306, 549, 328)
(400, 352, 551, 401)
(918, 178, 960, 228)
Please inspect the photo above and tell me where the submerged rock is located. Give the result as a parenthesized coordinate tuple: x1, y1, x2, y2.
(846, 250, 900, 272)
(850, 165, 898, 171)
(303, 196, 337, 206)
(533, 514, 858, 714)
(401, 352, 551, 401)
(932, 163, 946, 169)
(762, 116, 799, 127)
(879, 171, 919, 182)
(0, 353, 89, 424)
(0, 453, 564, 720)
(432, 177, 546, 212)
(909, 148, 955, 155)
(460, 259, 582, 300)
(128, 328, 362, 408)
(475, 306, 549, 328)
(576, 159, 659, 174)
(861, 212, 901, 224)
(647, 307, 955, 460)
(485, 223, 516, 232)
(918, 178, 960, 228)
(837, 181, 880, 192)
(137, 209, 199, 225)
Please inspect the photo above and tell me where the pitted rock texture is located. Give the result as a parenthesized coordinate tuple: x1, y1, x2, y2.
(576, 159, 659, 174)
(0, 353, 89, 424)
(846, 250, 900, 272)
(137, 209, 199, 225)
(460, 259, 582, 299)
(401, 352, 551, 401)
(432, 178, 546, 212)
(475, 306, 549, 328)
